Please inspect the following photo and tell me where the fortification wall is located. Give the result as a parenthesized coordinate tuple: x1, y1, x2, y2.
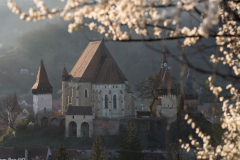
(93, 119, 120, 136)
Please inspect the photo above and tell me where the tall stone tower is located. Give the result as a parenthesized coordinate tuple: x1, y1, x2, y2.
(32, 59, 53, 115)
(156, 51, 177, 121)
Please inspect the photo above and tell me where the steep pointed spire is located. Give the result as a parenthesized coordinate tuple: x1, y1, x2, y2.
(62, 66, 68, 77)
(62, 65, 69, 81)
(161, 50, 168, 63)
(161, 50, 168, 68)
(9, 93, 21, 113)
(32, 59, 53, 94)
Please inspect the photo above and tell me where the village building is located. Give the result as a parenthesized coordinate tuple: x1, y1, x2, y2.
(32, 59, 53, 116)
(156, 51, 178, 121)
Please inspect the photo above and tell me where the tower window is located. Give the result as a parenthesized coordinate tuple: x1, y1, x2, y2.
(113, 95, 117, 109)
(105, 95, 108, 108)
(72, 116, 74, 119)
(44, 107, 46, 113)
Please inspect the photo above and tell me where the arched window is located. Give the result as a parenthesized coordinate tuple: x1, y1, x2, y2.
(105, 95, 108, 108)
(113, 95, 117, 109)
(85, 89, 88, 97)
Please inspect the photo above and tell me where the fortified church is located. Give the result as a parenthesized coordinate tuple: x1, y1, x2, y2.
(30, 40, 199, 137)
(31, 40, 136, 137)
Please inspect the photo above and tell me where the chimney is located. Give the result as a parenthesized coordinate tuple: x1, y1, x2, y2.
(25, 149, 28, 160)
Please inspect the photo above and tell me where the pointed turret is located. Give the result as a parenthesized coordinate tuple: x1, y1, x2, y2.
(161, 50, 168, 68)
(9, 93, 21, 113)
(158, 50, 168, 79)
(157, 51, 177, 95)
(32, 59, 53, 95)
(62, 66, 69, 81)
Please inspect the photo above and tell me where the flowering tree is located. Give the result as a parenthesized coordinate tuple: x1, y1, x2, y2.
(6, 0, 240, 159)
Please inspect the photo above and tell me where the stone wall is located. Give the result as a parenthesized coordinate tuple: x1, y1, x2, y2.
(93, 119, 120, 136)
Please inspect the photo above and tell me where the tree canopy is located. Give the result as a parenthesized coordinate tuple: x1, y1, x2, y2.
(89, 136, 108, 160)
(118, 119, 143, 160)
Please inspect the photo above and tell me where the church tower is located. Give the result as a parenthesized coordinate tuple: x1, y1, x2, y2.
(32, 59, 53, 115)
(156, 51, 177, 121)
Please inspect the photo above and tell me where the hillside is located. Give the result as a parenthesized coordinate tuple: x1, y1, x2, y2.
(0, 21, 223, 104)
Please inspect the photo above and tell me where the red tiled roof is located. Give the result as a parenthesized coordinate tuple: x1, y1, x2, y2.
(69, 40, 127, 83)
(9, 93, 22, 113)
(0, 147, 13, 159)
(11, 146, 49, 159)
(66, 106, 92, 115)
(32, 59, 53, 90)
(158, 68, 176, 90)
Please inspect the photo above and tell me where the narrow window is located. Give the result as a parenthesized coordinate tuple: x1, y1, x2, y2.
(105, 95, 108, 108)
(113, 95, 117, 109)
(85, 89, 88, 97)
(72, 116, 74, 119)
(44, 107, 46, 113)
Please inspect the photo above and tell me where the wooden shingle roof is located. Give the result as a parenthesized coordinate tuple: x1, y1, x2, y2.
(95, 59, 125, 84)
(32, 59, 53, 91)
(158, 68, 176, 90)
(69, 40, 127, 83)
